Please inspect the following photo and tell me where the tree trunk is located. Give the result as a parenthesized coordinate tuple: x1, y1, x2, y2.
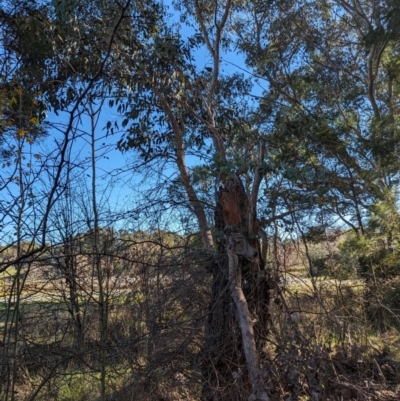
(158, 95, 214, 250)
(201, 175, 271, 400)
(200, 199, 246, 401)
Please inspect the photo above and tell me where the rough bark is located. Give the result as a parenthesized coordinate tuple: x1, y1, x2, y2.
(200, 200, 246, 401)
(201, 175, 271, 400)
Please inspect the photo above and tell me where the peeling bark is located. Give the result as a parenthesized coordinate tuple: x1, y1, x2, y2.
(200, 201, 245, 401)
(227, 248, 269, 401)
(203, 175, 269, 401)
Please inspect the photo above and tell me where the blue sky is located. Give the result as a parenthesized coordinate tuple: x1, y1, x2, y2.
(0, 0, 268, 245)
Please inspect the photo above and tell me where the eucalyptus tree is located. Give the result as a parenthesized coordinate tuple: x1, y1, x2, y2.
(109, 1, 276, 398)
(233, 0, 400, 336)
(234, 0, 400, 232)
(110, 0, 400, 397)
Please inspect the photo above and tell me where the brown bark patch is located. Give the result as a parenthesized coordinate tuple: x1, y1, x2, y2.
(219, 175, 249, 229)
